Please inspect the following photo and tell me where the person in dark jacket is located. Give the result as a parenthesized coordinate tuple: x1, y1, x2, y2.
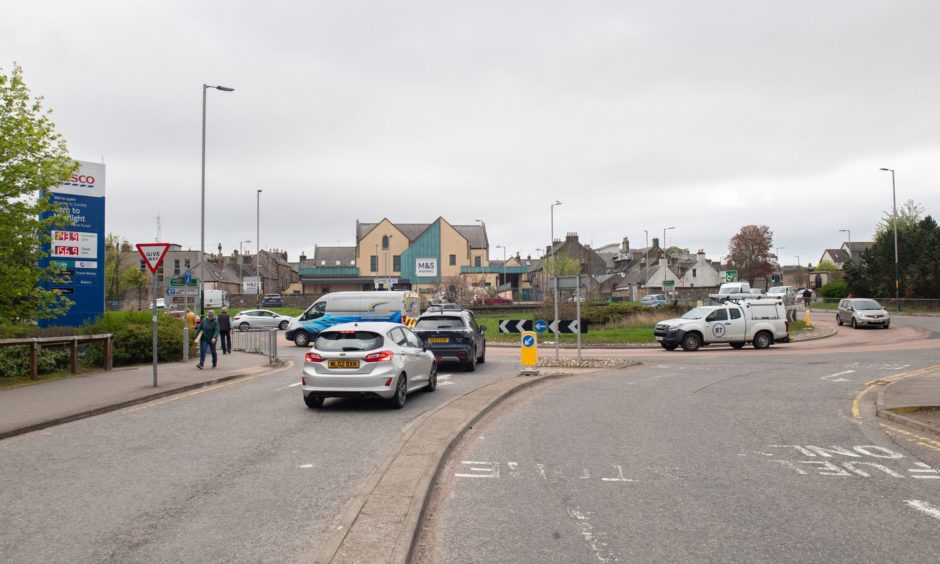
(196, 310, 221, 369)
(218, 307, 232, 354)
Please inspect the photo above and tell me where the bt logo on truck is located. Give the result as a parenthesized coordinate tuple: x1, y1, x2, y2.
(64, 174, 96, 188)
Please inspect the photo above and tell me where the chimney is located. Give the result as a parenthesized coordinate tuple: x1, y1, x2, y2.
(652, 237, 660, 249)
(621, 237, 630, 253)
(300, 252, 307, 262)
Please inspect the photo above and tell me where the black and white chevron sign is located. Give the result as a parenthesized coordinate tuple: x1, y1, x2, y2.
(499, 319, 588, 334)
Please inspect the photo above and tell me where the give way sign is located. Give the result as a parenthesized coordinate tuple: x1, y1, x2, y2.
(136, 243, 171, 273)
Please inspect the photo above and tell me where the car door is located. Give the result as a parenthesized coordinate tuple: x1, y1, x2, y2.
(724, 307, 746, 341)
(703, 307, 731, 342)
(403, 327, 432, 388)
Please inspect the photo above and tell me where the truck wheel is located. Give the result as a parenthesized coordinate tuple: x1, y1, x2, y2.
(294, 331, 310, 347)
(680, 333, 701, 352)
(753, 331, 772, 349)
(730, 342, 745, 349)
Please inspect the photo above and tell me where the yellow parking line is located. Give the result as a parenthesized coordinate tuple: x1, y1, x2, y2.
(852, 364, 940, 419)
(881, 423, 940, 453)
(125, 376, 258, 412)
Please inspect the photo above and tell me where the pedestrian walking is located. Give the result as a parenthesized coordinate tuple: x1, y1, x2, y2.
(185, 307, 197, 331)
(196, 309, 221, 369)
(802, 288, 813, 309)
(218, 306, 232, 355)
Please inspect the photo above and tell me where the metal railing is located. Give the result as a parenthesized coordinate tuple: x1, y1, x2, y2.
(231, 329, 279, 363)
(811, 297, 940, 314)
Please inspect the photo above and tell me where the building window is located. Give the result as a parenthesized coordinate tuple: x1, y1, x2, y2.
(174, 259, 180, 276)
(474, 256, 481, 267)
(370, 255, 378, 272)
(449, 254, 456, 266)
(692, 268, 697, 277)
(139, 260, 146, 272)
(184, 259, 191, 269)
(393, 255, 401, 272)
(382, 235, 390, 250)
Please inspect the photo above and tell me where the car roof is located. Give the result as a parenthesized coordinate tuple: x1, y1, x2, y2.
(418, 310, 472, 319)
(321, 321, 405, 333)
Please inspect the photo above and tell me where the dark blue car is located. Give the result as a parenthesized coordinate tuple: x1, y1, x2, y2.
(261, 293, 284, 307)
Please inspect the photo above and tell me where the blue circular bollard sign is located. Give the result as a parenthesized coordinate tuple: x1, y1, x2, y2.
(184, 269, 192, 284)
(534, 319, 548, 333)
(522, 334, 536, 347)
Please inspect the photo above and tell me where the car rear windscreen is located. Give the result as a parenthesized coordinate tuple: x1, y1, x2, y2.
(315, 331, 383, 352)
(415, 317, 465, 330)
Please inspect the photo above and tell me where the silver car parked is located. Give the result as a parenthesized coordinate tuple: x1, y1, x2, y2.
(232, 309, 292, 331)
(301, 321, 437, 409)
(837, 298, 890, 329)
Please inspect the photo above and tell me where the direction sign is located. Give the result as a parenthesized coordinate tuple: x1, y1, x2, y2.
(548, 319, 588, 334)
(499, 319, 533, 333)
(184, 269, 192, 285)
(166, 287, 199, 297)
(136, 243, 171, 273)
(723, 270, 737, 282)
(534, 319, 548, 334)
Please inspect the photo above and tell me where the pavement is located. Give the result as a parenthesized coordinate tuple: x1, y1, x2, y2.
(2, 326, 939, 563)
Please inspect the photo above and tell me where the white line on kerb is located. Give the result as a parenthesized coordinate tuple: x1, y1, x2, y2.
(288, 382, 302, 387)
(904, 499, 940, 521)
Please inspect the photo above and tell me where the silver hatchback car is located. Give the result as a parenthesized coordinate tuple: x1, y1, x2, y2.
(301, 322, 437, 409)
(837, 298, 890, 329)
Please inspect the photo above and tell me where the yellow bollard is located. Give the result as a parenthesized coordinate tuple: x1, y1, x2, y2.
(804, 307, 811, 327)
(520, 331, 539, 375)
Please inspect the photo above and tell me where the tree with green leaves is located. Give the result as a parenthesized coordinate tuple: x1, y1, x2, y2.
(727, 225, 775, 285)
(0, 63, 78, 323)
(847, 200, 940, 299)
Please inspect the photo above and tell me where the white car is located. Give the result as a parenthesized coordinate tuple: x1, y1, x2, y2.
(232, 309, 292, 331)
(301, 322, 437, 409)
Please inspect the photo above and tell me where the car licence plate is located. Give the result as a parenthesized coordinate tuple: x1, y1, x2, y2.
(428, 337, 449, 343)
(328, 360, 360, 369)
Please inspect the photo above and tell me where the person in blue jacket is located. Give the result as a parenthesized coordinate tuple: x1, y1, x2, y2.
(196, 310, 221, 369)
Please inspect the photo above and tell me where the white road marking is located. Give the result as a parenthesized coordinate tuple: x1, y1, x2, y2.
(821, 369, 855, 382)
(567, 506, 619, 563)
(908, 462, 940, 479)
(288, 382, 302, 387)
(300, 464, 313, 469)
(904, 500, 940, 521)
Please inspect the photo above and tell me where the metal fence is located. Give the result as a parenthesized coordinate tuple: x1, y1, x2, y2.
(812, 297, 940, 314)
(231, 329, 279, 363)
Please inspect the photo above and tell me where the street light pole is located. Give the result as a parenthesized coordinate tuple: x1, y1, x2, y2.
(200, 83, 234, 315)
(663, 226, 675, 299)
(239, 240, 251, 286)
(643, 229, 649, 299)
(550, 200, 562, 360)
(256, 188, 262, 304)
(880, 168, 900, 312)
(776, 246, 785, 281)
(839, 229, 851, 244)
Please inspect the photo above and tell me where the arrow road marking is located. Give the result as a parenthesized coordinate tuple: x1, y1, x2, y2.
(904, 500, 940, 521)
(822, 369, 855, 382)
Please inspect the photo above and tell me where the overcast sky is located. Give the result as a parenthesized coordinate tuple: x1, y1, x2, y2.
(4, 1, 938, 268)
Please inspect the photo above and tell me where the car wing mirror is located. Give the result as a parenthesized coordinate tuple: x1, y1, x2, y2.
(479, 325, 486, 332)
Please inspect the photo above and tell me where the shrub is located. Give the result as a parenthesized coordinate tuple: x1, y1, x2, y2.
(0, 345, 71, 378)
(819, 280, 849, 299)
(81, 312, 184, 367)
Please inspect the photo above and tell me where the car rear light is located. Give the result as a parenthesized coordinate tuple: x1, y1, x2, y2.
(364, 350, 394, 363)
(305, 351, 325, 363)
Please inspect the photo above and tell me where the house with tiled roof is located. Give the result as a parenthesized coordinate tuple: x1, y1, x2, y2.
(819, 241, 872, 269)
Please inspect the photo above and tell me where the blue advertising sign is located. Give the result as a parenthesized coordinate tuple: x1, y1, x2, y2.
(39, 161, 106, 327)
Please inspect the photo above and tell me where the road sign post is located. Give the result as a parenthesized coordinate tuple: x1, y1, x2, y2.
(520, 331, 538, 375)
(136, 243, 171, 387)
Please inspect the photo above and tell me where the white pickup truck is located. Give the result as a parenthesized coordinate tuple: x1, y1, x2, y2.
(653, 297, 789, 351)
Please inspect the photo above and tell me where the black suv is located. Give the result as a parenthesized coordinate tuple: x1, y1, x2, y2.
(413, 311, 486, 371)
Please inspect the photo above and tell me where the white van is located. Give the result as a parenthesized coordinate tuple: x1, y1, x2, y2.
(204, 289, 228, 309)
(285, 291, 421, 347)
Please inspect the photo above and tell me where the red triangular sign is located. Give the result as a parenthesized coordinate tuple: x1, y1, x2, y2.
(136, 243, 171, 273)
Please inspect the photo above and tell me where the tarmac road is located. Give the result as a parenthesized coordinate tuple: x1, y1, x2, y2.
(416, 314, 940, 563)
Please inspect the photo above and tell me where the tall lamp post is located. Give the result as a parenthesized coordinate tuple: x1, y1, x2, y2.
(256, 188, 262, 304)
(880, 168, 900, 312)
(643, 229, 649, 298)
(550, 200, 562, 360)
(496, 245, 506, 290)
(662, 226, 675, 298)
(239, 240, 251, 287)
(776, 246, 785, 282)
(200, 83, 234, 315)
(839, 229, 851, 244)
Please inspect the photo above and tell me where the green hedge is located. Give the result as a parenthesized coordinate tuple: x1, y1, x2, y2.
(0, 311, 187, 379)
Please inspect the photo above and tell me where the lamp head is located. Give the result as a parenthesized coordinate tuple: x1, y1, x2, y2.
(216, 86, 235, 92)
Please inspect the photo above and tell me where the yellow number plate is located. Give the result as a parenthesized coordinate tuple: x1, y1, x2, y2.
(328, 360, 360, 369)
(428, 337, 449, 343)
